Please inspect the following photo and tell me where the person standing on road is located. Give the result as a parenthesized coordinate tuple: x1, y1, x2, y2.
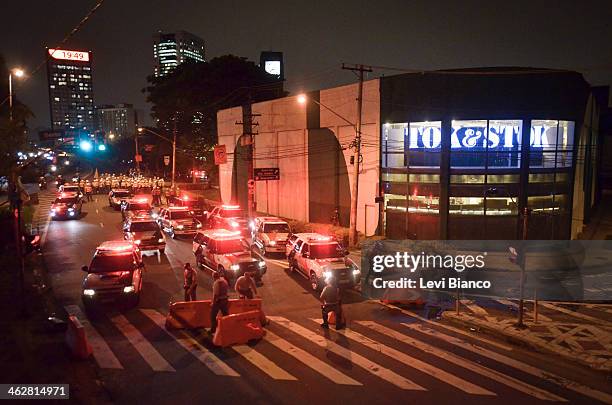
(210, 272, 229, 334)
(320, 279, 344, 330)
(84, 182, 93, 202)
(183, 263, 198, 301)
(234, 272, 258, 299)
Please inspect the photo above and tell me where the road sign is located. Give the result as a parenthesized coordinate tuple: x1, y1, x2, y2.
(163, 155, 170, 166)
(254, 167, 280, 181)
(135, 154, 143, 162)
(214, 145, 227, 165)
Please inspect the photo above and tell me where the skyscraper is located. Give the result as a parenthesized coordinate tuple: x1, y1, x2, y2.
(46, 48, 95, 131)
(153, 31, 206, 77)
(95, 103, 137, 139)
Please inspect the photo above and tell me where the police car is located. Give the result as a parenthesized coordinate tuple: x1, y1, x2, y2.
(193, 229, 266, 284)
(59, 183, 83, 199)
(289, 234, 360, 291)
(123, 216, 165, 254)
(81, 241, 144, 310)
(157, 206, 202, 238)
(50, 192, 83, 220)
(251, 216, 291, 256)
(108, 188, 133, 210)
(204, 204, 250, 236)
(121, 197, 153, 221)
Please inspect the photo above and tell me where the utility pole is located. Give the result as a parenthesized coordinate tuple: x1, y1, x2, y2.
(342, 63, 372, 246)
(236, 103, 260, 217)
(516, 207, 531, 328)
(172, 118, 177, 190)
(134, 129, 140, 174)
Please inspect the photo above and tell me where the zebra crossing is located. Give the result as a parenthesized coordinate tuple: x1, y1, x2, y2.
(30, 190, 55, 245)
(64, 305, 612, 404)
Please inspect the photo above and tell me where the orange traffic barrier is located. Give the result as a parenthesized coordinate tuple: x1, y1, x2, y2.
(65, 315, 92, 359)
(165, 300, 212, 329)
(228, 298, 268, 325)
(212, 310, 265, 347)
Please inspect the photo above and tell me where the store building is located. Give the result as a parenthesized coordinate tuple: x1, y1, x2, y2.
(217, 68, 602, 240)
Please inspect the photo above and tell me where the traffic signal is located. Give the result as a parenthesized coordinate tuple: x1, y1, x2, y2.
(79, 140, 93, 151)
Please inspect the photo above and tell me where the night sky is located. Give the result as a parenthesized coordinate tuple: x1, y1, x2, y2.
(1, 0, 611, 131)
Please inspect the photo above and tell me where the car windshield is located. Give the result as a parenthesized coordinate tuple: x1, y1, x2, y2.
(221, 209, 244, 218)
(216, 239, 246, 254)
(63, 187, 79, 192)
(170, 211, 193, 219)
(310, 243, 345, 259)
(114, 191, 131, 198)
(263, 223, 290, 233)
(54, 197, 77, 204)
(130, 222, 159, 232)
(89, 253, 135, 273)
(128, 203, 151, 211)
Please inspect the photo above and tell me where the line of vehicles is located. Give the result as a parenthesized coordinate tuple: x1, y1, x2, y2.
(50, 183, 360, 313)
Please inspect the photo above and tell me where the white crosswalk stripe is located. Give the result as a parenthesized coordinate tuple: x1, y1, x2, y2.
(403, 322, 612, 405)
(460, 299, 489, 316)
(357, 321, 564, 401)
(308, 319, 494, 396)
(495, 299, 553, 322)
(110, 314, 175, 372)
(64, 305, 123, 369)
(140, 309, 239, 377)
(540, 302, 608, 323)
(264, 330, 361, 385)
(268, 316, 426, 391)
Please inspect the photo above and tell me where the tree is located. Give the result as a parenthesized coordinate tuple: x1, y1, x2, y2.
(0, 54, 32, 178)
(143, 55, 285, 156)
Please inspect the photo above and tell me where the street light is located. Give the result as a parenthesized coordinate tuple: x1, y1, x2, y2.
(297, 93, 362, 246)
(108, 132, 115, 140)
(8, 68, 25, 121)
(138, 127, 176, 189)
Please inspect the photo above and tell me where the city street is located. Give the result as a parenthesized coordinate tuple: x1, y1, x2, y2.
(40, 189, 612, 404)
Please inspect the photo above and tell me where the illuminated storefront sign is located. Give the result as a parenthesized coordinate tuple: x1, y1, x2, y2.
(48, 49, 90, 62)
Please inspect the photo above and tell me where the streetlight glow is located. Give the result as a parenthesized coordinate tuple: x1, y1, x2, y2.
(12, 68, 25, 78)
(108, 133, 115, 140)
(137, 127, 144, 133)
(297, 94, 307, 104)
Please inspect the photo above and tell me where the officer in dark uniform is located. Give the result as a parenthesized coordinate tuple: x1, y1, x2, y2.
(183, 263, 198, 301)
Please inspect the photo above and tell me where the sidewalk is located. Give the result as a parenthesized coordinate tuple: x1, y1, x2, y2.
(442, 298, 612, 372)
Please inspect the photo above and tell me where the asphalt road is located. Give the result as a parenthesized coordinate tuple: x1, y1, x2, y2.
(42, 191, 612, 405)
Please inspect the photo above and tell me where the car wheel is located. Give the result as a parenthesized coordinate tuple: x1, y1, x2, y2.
(159, 248, 165, 254)
(310, 272, 321, 291)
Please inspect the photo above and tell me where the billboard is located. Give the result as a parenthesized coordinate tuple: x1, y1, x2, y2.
(48, 48, 90, 62)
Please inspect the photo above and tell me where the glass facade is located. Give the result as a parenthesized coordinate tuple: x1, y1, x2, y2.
(382, 119, 575, 240)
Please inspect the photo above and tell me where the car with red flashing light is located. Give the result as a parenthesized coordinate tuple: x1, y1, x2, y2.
(193, 229, 266, 284)
(289, 234, 359, 291)
(204, 204, 250, 235)
(121, 198, 153, 220)
(59, 183, 83, 199)
(50, 192, 83, 220)
(108, 188, 133, 210)
(251, 216, 291, 256)
(167, 194, 207, 219)
(157, 206, 202, 238)
(81, 240, 145, 311)
(285, 232, 319, 258)
(123, 217, 165, 254)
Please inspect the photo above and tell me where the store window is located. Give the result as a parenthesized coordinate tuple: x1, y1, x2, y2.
(529, 120, 575, 168)
(451, 174, 485, 184)
(485, 197, 518, 216)
(382, 123, 405, 168)
(408, 121, 442, 168)
(487, 174, 520, 183)
(449, 197, 485, 215)
(409, 174, 440, 183)
(408, 194, 440, 214)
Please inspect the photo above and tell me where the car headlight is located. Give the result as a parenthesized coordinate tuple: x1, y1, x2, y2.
(83, 289, 95, 296)
(50, 211, 56, 216)
(134, 239, 141, 245)
(68, 207, 74, 212)
(324, 271, 333, 281)
(258, 261, 266, 268)
(353, 269, 361, 276)
(176, 225, 184, 230)
(123, 285, 135, 293)
(230, 264, 240, 271)
(151, 213, 158, 219)
(268, 240, 276, 246)
(230, 221, 239, 228)
(158, 238, 164, 243)
(196, 223, 202, 228)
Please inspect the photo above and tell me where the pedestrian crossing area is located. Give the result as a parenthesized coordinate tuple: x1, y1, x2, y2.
(31, 191, 55, 244)
(64, 305, 612, 404)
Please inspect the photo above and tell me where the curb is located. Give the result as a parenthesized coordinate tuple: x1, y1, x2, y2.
(442, 311, 611, 373)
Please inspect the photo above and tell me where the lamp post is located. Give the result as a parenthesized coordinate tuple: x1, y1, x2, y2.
(8, 68, 25, 121)
(298, 93, 362, 245)
(138, 127, 176, 189)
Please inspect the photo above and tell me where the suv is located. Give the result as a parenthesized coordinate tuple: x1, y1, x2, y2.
(50, 192, 83, 219)
(81, 241, 144, 310)
(108, 189, 133, 210)
(204, 205, 249, 235)
(121, 198, 153, 220)
(289, 234, 360, 291)
(251, 216, 291, 256)
(60, 183, 83, 199)
(123, 217, 165, 254)
(193, 229, 266, 284)
(285, 232, 319, 258)
(157, 206, 202, 238)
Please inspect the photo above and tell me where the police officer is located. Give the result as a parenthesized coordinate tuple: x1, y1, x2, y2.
(210, 272, 229, 334)
(320, 279, 344, 330)
(234, 272, 258, 299)
(183, 263, 198, 301)
(84, 181, 93, 202)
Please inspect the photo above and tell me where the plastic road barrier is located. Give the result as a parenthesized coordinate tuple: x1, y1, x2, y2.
(166, 298, 267, 330)
(212, 310, 265, 347)
(65, 315, 92, 359)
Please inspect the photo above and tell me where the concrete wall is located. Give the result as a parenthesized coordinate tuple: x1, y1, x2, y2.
(216, 80, 381, 236)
